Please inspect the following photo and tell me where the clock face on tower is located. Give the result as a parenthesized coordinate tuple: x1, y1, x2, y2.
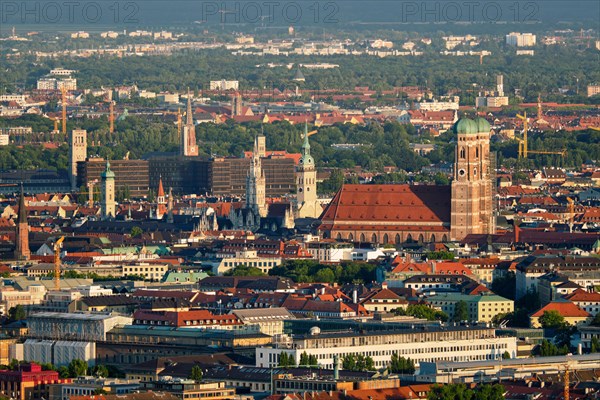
(459, 169, 466, 177)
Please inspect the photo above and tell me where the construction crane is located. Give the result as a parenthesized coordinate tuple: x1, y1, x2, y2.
(517, 111, 566, 159)
(86, 179, 98, 208)
(566, 197, 575, 233)
(53, 117, 60, 134)
(53, 236, 65, 291)
(60, 86, 67, 134)
(109, 101, 115, 134)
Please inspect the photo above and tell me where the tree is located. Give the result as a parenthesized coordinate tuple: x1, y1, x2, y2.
(452, 300, 469, 322)
(68, 359, 88, 378)
(389, 354, 415, 374)
(92, 365, 109, 378)
(538, 310, 567, 329)
(279, 352, 296, 368)
(58, 366, 70, 379)
(342, 354, 374, 372)
(536, 339, 569, 357)
(591, 337, 600, 353)
(502, 351, 511, 360)
(393, 304, 448, 322)
(8, 305, 26, 322)
(189, 365, 203, 382)
(299, 352, 317, 367)
(130, 226, 143, 238)
(590, 313, 600, 326)
(427, 383, 504, 400)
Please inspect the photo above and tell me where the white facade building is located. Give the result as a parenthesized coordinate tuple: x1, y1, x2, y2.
(209, 80, 240, 91)
(256, 327, 516, 369)
(506, 33, 536, 47)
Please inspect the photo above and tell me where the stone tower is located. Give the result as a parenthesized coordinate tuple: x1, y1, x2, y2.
(69, 129, 87, 190)
(246, 134, 267, 218)
(231, 92, 243, 117)
(296, 123, 320, 219)
(156, 176, 167, 219)
(15, 184, 30, 260)
(100, 160, 116, 218)
(182, 89, 198, 156)
(450, 116, 495, 241)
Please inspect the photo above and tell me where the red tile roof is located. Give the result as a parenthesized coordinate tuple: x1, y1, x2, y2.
(319, 184, 451, 226)
(565, 289, 600, 303)
(531, 301, 590, 318)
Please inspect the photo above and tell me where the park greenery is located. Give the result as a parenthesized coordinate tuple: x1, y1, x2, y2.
(427, 383, 505, 400)
(269, 260, 378, 284)
(392, 304, 448, 322)
(2, 114, 599, 189)
(2, 43, 599, 103)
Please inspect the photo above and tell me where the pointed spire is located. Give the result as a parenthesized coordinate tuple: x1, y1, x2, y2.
(302, 121, 311, 155)
(157, 175, 165, 198)
(17, 183, 27, 224)
(186, 88, 193, 126)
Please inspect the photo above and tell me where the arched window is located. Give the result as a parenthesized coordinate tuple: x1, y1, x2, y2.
(442, 234, 448, 242)
(383, 233, 389, 244)
(395, 233, 401, 244)
(476, 147, 479, 158)
(418, 234, 424, 244)
(348, 233, 354, 241)
(430, 234, 436, 243)
(371, 233, 377, 243)
(336, 233, 342, 240)
(360, 233, 366, 242)
(406, 234, 413, 243)
(460, 147, 466, 159)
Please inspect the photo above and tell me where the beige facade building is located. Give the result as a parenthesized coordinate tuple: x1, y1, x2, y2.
(427, 294, 514, 322)
(69, 129, 87, 190)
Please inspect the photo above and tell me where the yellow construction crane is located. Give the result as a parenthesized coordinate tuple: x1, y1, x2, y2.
(54, 236, 65, 291)
(86, 179, 98, 208)
(566, 197, 575, 233)
(517, 111, 565, 159)
(61, 86, 67, 134)
(516, 112, 528, 158)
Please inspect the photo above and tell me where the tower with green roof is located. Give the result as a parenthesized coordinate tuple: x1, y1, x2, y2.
(296, 122, 320, 219)
(101, 160, 116, 218)
(450, 116, 495, 240)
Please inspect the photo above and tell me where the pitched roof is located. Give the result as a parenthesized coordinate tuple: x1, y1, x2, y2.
(531, 300, 591, 318)
(319, 184, 451, 226)
(565, 289, 600, 303)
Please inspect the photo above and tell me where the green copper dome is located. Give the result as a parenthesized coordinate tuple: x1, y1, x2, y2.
(101, 160, 115, 179)
(473, 116, 491, 133)
(452, 117, 478, 134)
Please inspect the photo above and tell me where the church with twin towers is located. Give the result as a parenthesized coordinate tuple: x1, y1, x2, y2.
(69, 93, 493, 241)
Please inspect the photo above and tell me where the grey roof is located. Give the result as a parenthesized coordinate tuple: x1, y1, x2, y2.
(420, 353, 600, 372)
(231, 307, 295, 322)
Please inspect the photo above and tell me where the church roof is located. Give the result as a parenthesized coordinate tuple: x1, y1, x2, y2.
(319, 184, 451, 227)
(452, 117, 478, 134)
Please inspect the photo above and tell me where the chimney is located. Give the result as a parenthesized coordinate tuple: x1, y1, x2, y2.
(381, 282, 388, 290)
(514, 223, 520, 243)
